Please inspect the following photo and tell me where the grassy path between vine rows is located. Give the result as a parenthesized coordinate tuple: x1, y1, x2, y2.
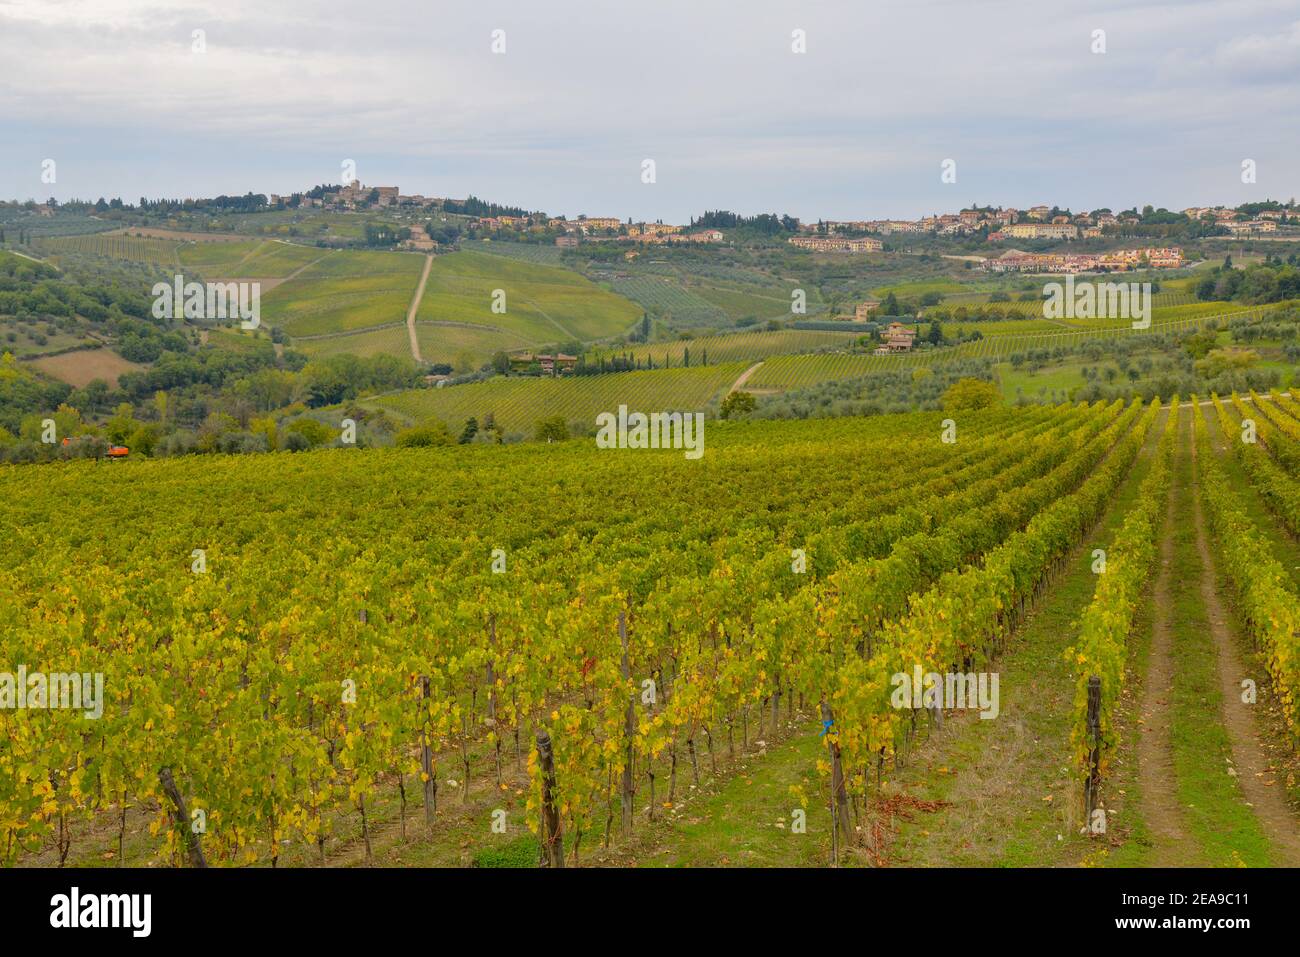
(870, 406, 1167, 866)
(1132, 405, 1198, 865)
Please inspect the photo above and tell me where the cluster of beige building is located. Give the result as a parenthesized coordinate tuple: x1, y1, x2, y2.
(1183, 206, 1289, 229)
(980, 246, 1185, 273)
(788, 235, 882, 253)
(472, 215, 723, 245)
(1224, 220, 1279, 235)
(800, 204, 1138, 239)
(994, 222, 1081, 241)
(303, 181, 395, 209)
(270, 181, 441, 211)
(804, 205, 1136, 241)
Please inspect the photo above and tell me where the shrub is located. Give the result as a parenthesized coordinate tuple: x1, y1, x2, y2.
(534, 415, 569, 442)
(395, 420, 453, 448)
(283, 431, 312, 452)
(156, 431, 197, 457)
(217, 431, 269, 454)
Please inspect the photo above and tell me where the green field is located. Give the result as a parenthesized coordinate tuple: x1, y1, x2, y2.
(178, 239, 323, 277)
(369, 362, 747, 435)
(744, 306, 1267, 391)
(42, 233, 181, 268)
(43, 234, 327, 281)
(204, 327, 278, 356)
(295, 323, 414, 360)
(948, 318, 1064, 337)
(606, 274, 727, 326)
(462, 238, 566, 266)
(263, 251, 426, 338)
(414, 322, 533, 368)
(588, 328, 862, 367)
(692, 284, 792, 320)
(0, 317, 97, 357)
(415, 250, 641, 350)
(995, 359, 1092, 401)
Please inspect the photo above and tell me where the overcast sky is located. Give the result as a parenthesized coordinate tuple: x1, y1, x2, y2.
(1, 0, 1298, 221)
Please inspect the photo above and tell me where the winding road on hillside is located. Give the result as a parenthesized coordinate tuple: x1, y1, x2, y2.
(728, 360, 765, 394)
(406, 253, 434, 363)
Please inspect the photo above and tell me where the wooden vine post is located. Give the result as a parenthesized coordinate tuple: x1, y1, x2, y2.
(158, 766, 207, 868)
(420, 675, 436, 826)
(619, 611, 636, 836)
(487, 614, 502, 787)
(1084, 675, 1102, 823)
(821, 701, 853, 865)
(535, 729, 564, 867)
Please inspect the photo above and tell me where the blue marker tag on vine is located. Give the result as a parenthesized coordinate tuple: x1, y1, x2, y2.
(819, 719, 833, 737)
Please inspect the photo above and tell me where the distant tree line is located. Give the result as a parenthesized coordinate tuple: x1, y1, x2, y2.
(1195, 254, 1300, 303)
(444, 195, 532, 218)
(689, 211, 798, 234)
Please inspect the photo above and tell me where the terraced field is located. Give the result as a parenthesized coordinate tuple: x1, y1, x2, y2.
(606, 275, 727, 326)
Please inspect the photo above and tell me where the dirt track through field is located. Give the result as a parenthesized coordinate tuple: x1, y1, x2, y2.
(406, 254, 434, 362)
(1136, 407, 1197, 865)
(729, 361, 764, 394)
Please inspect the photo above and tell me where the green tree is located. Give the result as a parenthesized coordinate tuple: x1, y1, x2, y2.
(127, 423, 162, 457)
(284, 417, 334, 448)
(942, 377, 1002, 411)
(106, 402, 138, 444)
(534, 415, 569, 442)
(720, 390, 756, 419)
(1196, 347, 1258, 379)
(250, 416, 279, 451)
